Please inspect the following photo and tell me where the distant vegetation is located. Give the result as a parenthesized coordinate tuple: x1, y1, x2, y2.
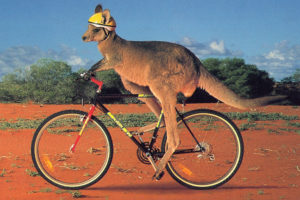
(0, 59, 128, 104)
(273, 68, 300, 105)
(0, 112, 298, 130)
(0, 58, 298, 104)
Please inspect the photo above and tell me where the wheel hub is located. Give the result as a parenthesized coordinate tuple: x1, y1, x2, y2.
(195, 142, 215, 161)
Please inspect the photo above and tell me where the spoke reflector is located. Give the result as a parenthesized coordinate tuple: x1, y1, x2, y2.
(178, 163, 193, 176)
(43, 154, 54, 172)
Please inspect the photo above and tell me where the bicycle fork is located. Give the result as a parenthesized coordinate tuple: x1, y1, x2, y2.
(69, 105, 96, 153)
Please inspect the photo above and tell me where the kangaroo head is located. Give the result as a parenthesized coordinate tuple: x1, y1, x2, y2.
(82, 4, 116, 43)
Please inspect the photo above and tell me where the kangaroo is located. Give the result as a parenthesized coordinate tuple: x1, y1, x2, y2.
(82, 4, 286, 179)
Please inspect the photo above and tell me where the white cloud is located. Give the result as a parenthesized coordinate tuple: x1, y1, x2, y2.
(179, 38, 300, 81)
(181, 37, 194, 46)
(179, 37, 243, 58)
(0, 45, 91, 78)
(67, 55, 88, 67)
(252, 40, 300, 80)
(265, 50, 285, 61)
(209, 40, 225, 54)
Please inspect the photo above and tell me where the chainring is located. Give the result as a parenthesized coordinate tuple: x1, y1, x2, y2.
(136, 142, 159, 165)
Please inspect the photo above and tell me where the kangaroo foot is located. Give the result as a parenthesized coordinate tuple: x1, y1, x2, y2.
(137, 122, 165, 133)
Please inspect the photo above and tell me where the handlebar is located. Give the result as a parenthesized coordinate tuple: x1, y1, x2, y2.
(79, 72, 103, 91)
(78, 71, 155, 98)
(91, 77, 103, 91)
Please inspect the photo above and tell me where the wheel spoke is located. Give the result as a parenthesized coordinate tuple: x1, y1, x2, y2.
(162, 109, 243, 189)
(31, 110, 113, 189)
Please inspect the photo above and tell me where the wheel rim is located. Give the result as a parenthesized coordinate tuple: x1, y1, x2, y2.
(33, 112, 112, 188)
(165, 111, 243, 188)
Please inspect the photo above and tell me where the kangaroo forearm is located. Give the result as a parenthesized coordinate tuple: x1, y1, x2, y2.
(89, 58, 119, 72)
(94, 65, 113, 72)
(89, 60, 104, 72)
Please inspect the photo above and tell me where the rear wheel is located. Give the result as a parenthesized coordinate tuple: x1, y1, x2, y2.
(161, 109, 243, 189)
(31, 110, 113, 189)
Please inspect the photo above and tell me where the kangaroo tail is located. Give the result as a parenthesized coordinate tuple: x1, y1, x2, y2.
(197, 67, 287, 109)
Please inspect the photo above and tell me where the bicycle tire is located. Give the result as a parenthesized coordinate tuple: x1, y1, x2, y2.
(161, 109, 243, 189)
(31, 110, 113, 190)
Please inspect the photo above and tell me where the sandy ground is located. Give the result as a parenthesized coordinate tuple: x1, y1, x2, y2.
(0, 103, 299, 200)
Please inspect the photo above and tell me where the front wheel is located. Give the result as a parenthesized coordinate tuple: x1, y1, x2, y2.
(161, 109, 243, 189)
(31, 110, 113, 190)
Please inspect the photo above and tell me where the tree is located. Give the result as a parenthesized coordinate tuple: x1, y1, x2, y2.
(0, 59, 78, 104)
(294, 68, 300, 82)
(25, 59, 77, 104)
(281, 68, 300, 83)
(95, 70, 141, 103)
(276, 69, 300, 105)
(74, 69, 127, 104)
(202, 58, 275, 98)
(0, 69, 28, 102)
(0, 59, 128, 104)
(0, 57, 278, 104)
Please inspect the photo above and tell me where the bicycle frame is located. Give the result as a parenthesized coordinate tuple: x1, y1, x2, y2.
(95, 93, 164, 156)
(70, 77, 163, 155)
(31, 74, 243, 189)
(70, 76, 203, 169)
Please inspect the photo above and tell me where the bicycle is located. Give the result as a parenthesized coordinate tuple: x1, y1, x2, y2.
(31, 72, 244, 190)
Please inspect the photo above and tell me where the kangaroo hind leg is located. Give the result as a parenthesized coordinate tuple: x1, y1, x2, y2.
(153, 91, 179, 179)
(121, 78, 165, 133)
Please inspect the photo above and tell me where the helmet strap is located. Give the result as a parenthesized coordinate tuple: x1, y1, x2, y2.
(99, 28, 110, 42)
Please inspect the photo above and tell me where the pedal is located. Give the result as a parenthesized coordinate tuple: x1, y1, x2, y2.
(146, 153, 165, 181)
(156, 171, 165, 180)
(152, 171, 165, 181)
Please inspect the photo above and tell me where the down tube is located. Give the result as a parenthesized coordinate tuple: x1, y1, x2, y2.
(105, 111, 147, 152)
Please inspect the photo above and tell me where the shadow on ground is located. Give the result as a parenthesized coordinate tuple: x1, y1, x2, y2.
(86, 182, 286, 193)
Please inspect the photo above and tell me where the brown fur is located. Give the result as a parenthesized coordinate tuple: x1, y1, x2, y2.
(82, 5, 286, 178)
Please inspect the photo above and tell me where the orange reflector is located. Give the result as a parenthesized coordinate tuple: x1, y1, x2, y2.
(43, 154, 54, 172)
(178, 163, 193, 176)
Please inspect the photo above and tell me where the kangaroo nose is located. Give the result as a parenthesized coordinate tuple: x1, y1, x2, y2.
(82, 36, 87, 41)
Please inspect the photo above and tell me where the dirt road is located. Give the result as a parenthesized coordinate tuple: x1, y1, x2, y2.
(0, 103, 299, 200)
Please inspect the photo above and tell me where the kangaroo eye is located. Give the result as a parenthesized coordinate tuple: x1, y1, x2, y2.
(93, 28, 101, 33)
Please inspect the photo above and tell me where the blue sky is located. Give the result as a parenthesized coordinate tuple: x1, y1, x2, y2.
(0, 0, 299, 80)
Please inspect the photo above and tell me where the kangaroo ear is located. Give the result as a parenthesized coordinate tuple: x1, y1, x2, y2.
(95, 4, 103, 13)
(102, 9, 111, 24)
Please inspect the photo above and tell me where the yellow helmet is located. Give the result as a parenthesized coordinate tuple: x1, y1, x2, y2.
(88, 13, 116, 31)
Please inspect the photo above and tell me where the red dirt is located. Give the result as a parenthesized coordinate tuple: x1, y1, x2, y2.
(0, 103, 299, 200)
